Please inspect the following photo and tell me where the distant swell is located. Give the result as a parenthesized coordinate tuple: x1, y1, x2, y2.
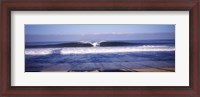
(25, 46, 175, 55)
(26, 41, 173, 48)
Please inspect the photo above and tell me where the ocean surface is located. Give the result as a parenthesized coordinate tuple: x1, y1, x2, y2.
(25, 40, 175, 72)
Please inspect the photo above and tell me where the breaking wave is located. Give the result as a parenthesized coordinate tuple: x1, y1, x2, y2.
(25, 45, 175, 55)
(26, 40, 174, 48)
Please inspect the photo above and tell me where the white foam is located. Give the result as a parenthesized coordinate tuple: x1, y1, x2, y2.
(25, 46, 175, 55)
(80, 41, 105, 47)
(25, 48, 58, 55)
(60, 46, 175, 54)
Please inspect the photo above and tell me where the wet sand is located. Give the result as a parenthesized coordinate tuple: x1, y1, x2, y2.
(122, 68, 175, 72)
(41, 68, 175, 72)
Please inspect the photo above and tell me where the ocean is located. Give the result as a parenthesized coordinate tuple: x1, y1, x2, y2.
(25, 40, 175, 72)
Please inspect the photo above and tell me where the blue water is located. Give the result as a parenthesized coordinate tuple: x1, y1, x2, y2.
(25, 40, 175, 72)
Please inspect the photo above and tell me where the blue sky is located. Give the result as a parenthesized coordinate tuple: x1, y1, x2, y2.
(25, 24, 175, 42)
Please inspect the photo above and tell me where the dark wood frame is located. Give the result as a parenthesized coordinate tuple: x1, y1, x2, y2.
(0, 0, 199, 97)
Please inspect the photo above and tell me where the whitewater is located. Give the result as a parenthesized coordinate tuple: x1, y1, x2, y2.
(25, 45, 175, 55)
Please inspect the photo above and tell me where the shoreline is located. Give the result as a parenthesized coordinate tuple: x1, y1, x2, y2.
(39, 68, 175, 72)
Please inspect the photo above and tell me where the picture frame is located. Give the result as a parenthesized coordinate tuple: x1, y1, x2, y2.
(0, 0, 199, 97)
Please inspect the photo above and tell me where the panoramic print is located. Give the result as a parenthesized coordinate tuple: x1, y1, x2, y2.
(25, 24, 175, 72)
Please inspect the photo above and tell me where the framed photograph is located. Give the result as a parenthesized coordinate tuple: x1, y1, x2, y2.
(1, 0, 199, 96)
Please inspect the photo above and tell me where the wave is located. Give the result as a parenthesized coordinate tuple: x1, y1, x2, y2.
(26, 40, 174, 48)
(79, 41, 105, 47)
(25, 45, 175, 55)
(25, 48, 57, 55)
(26, 41, 132, 48)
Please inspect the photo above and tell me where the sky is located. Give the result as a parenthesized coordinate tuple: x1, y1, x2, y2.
(25, 24, 175, 42)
